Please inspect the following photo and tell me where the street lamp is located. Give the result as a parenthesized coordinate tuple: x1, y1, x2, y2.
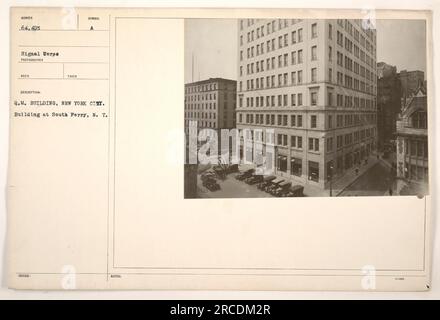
(328, 164, 334, 197)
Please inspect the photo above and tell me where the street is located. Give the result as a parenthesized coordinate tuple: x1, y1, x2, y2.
(339, 161, 395, 196)
(197, 173, 274, 198)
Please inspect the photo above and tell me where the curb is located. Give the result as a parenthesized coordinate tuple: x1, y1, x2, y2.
(335, 161, 379, 196)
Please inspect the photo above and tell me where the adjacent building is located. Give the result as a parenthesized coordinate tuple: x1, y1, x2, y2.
(398, 69, 425, 99)
(377, 62, 401, 149)
(395, 86, 428, 195)
(184, 78, 237, 198)
(236, 19, 377, 190)
(184, 78, 237, 136)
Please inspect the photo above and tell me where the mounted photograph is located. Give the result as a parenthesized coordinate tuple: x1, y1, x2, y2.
(184, 18, 429, 198)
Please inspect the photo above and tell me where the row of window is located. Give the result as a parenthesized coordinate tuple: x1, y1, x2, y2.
(185, 102, 217, 111)
(240, 20, 375, 67)
(241, 19, 375, 52)
(405, 138, 428, 159)
(185, 111, 217, 120)
(274, 130, 375, 153)
(184, 120, 217, 128)
(275, 142, 375, 182)
(240, 71, 375, 96)
(240, 19, 307, 43)
(239, 91, 376, 110)
(185, 91, 237, 102)
(185, 83, 219, 94)
(338, 19, 375, 53)
(238, 112, 376, 130)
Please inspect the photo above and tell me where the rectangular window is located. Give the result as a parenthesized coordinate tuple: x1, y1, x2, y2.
(311, 68, 317, 83)
(291, 114, 296, 126)
(291, 71, 296, 85)
(291, 157, 302, 176)
(311, 115, 317, 128)
(311, 46, 317, 61)
(311, 92, 318, 106)
(328, 92, 333, 106)
(291, 136, 296, 148)
(311, 23, 317, 38)
(298, 28, 303, 42)
(308, 161, 319, 182)
(298, 70, 303, 84)
(298, 93, 303, 106)
(327, 137, 333, 152)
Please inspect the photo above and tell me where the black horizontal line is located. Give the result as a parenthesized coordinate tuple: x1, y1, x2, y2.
(15, 272, 427, 277)
(18, 61, 109, 64)
(20, 29, 109, 32)
(18, 45, 109, 48)
(114, 266, 425, 272)
(17, 78, 109, 80)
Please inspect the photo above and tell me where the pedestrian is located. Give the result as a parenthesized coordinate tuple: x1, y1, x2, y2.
(389, 187, 393, 196)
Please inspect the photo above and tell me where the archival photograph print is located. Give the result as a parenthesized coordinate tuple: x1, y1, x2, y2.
(184, 18, 428, 198)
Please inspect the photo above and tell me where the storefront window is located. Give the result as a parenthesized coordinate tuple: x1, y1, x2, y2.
(277, 155, 287, 172)
(308, 161, 319, 182)
(290, 157, 302, 176)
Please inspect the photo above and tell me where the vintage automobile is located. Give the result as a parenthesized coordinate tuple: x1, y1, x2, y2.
(257, 175, 276, 190)
(201, 170, 216, 181)
(226, 164, 239, 174)
(272, 181, 292, 196)
(235, 168, 255, 181)
(285, 185, 304, 197)
(244, 174, 264, 185)
(264, 177, 285, 193)
(202, 176, 220, 191)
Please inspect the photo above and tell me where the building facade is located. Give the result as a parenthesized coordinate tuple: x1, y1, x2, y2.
(184, 78, 237, 135)
(398, 69, 424, 99)
(236, 19, 377, 190)
(395, 86, 428, 195)
(377, 62, 401, 149)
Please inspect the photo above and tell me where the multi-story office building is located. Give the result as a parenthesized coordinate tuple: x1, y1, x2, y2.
(184, 78, 237, 136)
(236, 19, 377, 190)
(377, 62, 401, 149)
(396, 86, 428, 195)
(184, 78, 236, 198)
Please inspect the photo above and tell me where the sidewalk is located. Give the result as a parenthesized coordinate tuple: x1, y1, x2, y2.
(302, 154, 379, 197)
(332, 155, 379, 196)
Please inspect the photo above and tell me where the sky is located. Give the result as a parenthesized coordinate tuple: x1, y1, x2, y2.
(184, 19, 427, 83)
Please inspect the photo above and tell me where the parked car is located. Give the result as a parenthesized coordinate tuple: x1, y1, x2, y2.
(226, 164, 239, 174)
(202, 176, 220, 191)
(285, 185, 304, 197)
(245, 174, 264, 185)
(265, 177, 285, 193)
(235, 168, 255, 181)
(201, 170, 216, 181)
(257, 175, 276, 190)
(272, 181, 292, 196)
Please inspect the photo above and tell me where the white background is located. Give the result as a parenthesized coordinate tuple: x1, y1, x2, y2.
(0, 0, 439, 299)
